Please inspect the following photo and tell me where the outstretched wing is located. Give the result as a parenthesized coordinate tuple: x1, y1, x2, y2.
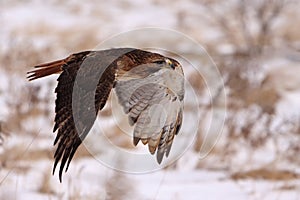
(28, 48, 136, 181)
(115, 69, 184, 163)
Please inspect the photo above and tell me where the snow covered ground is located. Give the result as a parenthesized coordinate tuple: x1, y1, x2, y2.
(1, 0, 300, 199)
(1, 156, 299, 200)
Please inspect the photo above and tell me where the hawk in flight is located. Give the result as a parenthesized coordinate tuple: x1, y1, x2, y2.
(27, 48, 184, 181)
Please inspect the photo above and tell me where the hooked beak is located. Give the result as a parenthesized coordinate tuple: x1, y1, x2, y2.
(166, 59, 175, 69)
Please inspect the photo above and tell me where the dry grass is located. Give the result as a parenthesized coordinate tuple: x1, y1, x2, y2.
(67, 171, 106, 200)
(196, 0, 297, 55)
(105, 171, 134, 200)
(277, 184, 298, 191)
(227, 71, 279, 114)
(181, 2, 300, 169)
(37, 168, 56, 195)
(0, 144, 52, 169)
(231, 168, 300, 181)
(72, 144, 93, 159)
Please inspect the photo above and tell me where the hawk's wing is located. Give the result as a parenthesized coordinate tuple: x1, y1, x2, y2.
(115, 70, 184, 163)
(28, 48, 135, 182)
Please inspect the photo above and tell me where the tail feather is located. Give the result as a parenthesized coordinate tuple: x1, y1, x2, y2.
(27, 59, 65, 81)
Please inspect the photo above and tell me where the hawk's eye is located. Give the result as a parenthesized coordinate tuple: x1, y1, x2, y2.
(154, 60, 165, 65)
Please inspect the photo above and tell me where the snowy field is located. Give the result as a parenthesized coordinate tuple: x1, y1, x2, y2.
(1, 0, 300, 199)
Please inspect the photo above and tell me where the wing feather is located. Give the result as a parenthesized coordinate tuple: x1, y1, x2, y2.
(51, 49, 134, 181)
(28, 48, 137, 182)
(115, 69, 184, 163)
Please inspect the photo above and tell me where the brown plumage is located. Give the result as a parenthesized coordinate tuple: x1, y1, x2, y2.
(27, 48, 184, 182)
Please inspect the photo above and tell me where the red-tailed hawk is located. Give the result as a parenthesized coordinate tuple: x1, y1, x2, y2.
(27, 48, 184, 181)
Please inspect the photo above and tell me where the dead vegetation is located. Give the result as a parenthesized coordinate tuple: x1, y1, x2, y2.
(188, 0, 300, 164)
(0, 121, 9, 146)
(0, 145, 52, 167)
(37, 168, 56, 195)
(231, 168, 300, 181)
(105, 170, 135, 200)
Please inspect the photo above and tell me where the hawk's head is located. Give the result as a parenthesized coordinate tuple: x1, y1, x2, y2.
(152, 57, 183, 75)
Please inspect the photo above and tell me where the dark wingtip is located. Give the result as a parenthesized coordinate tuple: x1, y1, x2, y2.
(53, 158, 58, 175)
(58, 156, 67, 183)
(133, 137, 140, 146)
(53, 123, 59, 133)
(165, 143, 173, 157)
(65, 146, 79, 172)
(53, 162, 63, 182)
(59, 168, 63, 183)
(156, 151, 164, 164)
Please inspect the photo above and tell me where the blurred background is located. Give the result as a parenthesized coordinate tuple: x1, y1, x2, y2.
(1, 0, 300, 199)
